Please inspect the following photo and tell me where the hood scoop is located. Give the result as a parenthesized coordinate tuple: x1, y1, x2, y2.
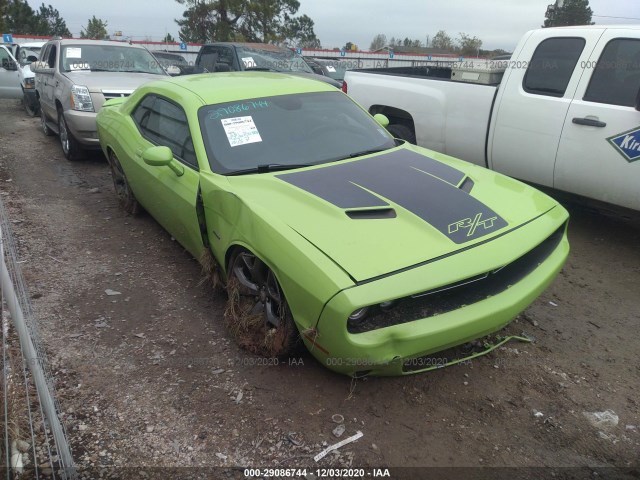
(346, 208, 397, 220)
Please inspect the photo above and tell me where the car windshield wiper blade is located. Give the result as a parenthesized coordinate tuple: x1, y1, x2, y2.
(348, 147, 391, 159)
(227, 163, 313, 176)
(244, 67, 278, 72)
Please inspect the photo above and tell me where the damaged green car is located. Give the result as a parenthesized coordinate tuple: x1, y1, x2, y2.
(96, 72, 569, 376)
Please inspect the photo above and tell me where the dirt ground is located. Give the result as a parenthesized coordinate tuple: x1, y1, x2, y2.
(0, 98, 639, 479)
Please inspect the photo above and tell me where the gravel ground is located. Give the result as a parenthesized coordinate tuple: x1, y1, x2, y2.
(0, 99, 639, 479)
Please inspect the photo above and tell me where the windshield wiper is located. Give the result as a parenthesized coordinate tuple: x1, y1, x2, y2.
(227, 163, 313, 176)
(244, 66, 278, 72)
(348, 147, 391, 159)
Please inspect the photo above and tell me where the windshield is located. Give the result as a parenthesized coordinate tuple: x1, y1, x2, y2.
(60, 45, 165, 74)
(19, 47, 41, 65)
(236, 46, 313, 73)
(198, 91, 396, 175)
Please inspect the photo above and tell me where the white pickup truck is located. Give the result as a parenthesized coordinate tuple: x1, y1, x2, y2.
(344, 26, 640, 211)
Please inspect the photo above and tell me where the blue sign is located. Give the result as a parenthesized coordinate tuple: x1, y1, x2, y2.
(459, 56, 464, 62)
(427, 55, 432, 61)
(340, 49, 346, 57)
(389, 51, 394, 59)
(296, 48, 302, 55)
(2, 33, 13, 44)
(179, 42, 187, 51)
(608, 126, 640, 163)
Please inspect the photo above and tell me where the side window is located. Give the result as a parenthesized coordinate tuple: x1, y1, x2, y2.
(46, 44, 57, 68)
(584, 39, 640, 108)
(39, 45, 49, 62)
(132, 95, 198, 169)
(0, 47, 10, 67)
(523, 37, 585, 97)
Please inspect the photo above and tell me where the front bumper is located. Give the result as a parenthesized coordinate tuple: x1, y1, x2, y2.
(63, 110, 100, 147)
(304, 207, 569, 376)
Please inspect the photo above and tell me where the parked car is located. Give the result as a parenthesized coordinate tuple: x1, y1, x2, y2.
(192, 42, 341, 88)
(305, 57, 349, 85)
(150, 50, 195, 75)
(344, 25, 640, 211)
(96, 72, 569, 376)
(32, 39, 168, 160)
(0, 45, 21, 99)
(14, 41, 45, 115)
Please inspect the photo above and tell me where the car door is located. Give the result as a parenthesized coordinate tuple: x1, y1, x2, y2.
(38, 43, 58, 120)
(129, 94, 205, 257)
(489, 31, 594, 186)
(554, 31, 640, 211)
(0, 46, 21, 99)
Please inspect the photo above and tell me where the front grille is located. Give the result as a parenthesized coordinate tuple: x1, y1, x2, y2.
(347, 223, 565, 334)
(102, 91, 132, 100)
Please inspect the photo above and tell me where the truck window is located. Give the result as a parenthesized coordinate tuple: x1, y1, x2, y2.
(46, 44, 57, 68)
(583, 38, 640, 108)
(523, 37, 585, 97)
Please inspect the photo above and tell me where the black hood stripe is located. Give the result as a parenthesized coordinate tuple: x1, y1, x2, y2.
(277, 149, 507, 244)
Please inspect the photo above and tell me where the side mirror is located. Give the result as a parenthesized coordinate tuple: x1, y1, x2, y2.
(142, 146, 184, 176)
(31, 61, 53, 74)
(166, 65, 181, 76)
(373, 113, 390, 128)
(27, 55, 38, 63)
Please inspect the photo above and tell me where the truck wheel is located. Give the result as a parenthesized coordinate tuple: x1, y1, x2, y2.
(40, 104, 54, 136)
(387, 124, 416, 144)
(58, 108, 83, 161)
(23, 92, 38, 117)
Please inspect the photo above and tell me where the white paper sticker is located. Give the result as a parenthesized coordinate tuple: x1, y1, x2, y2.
(241, 56, 256, 68)
(221, 116, 262, 147)
(66, 47, 82, 59)
(326, 65, 337, 72)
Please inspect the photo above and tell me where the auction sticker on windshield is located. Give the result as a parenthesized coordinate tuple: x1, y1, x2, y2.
(66, 47, 82, 58)
(221, 116, 262, 147)
(241, 57, 256, 68)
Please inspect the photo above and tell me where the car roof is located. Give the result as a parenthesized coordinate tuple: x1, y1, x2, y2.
(158, 72, 336, 105)
(52, 39, 147, 49)
(202, 42, 287, 52)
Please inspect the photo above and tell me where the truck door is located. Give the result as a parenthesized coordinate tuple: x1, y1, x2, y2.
(554, 31, 640, 211)
(0, 46, 21, 99)
(488, 31, 595, 187)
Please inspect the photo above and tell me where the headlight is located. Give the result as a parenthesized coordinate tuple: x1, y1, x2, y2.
(70, 85, 94, 112)
(24, 77, 35, 89)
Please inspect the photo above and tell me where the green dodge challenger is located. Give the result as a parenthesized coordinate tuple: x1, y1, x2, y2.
(96, 72, 569, 376)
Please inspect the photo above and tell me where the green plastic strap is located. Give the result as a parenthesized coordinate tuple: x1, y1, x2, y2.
(419, 334, 532, 373)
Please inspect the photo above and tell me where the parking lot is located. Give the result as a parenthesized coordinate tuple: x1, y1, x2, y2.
(0, 97, 639, 476)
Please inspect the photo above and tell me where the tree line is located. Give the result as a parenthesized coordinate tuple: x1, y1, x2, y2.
(369, 31, 484, 56)
(0, 0, 71, 37)
(176, 0, 321, 48)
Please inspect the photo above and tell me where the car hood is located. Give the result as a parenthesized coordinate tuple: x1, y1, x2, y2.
(62, 71, 166, 93)
(227, 147, 558, 283)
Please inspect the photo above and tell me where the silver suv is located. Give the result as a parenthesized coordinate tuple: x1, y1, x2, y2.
(33, 39, 167, 160)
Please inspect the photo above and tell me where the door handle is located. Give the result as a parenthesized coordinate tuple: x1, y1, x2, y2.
(572, 117, 606, 128)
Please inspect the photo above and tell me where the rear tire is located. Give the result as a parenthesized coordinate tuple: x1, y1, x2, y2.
(387, 124, 416, 144)
(107, 150, 141, 216)
(58, 108, 83, 161)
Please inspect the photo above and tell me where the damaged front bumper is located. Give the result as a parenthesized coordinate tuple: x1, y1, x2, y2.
(303, 207, 569, 376)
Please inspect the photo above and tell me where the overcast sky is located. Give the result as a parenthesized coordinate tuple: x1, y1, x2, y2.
(26, 0, 639, 51)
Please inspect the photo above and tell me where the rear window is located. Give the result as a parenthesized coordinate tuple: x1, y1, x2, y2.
(523, 37, 585, 97)
(584, 38, 640, 107)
